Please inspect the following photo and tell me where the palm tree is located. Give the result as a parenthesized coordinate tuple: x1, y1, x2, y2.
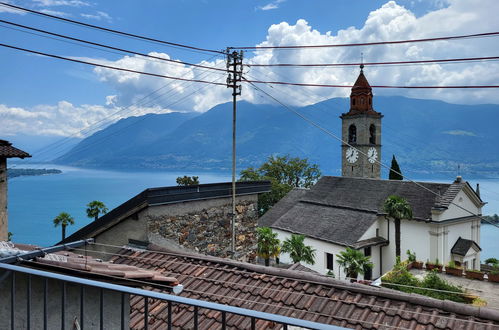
(53, 212, 75, 241)
(256, 227, 280, 266)
(336, 247, 373, 279)
(383, 195, 413, 259)
(281, 234, 316, 265)
(86, 200, 108, 221)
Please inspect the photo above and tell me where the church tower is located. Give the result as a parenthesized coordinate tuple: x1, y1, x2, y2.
(340, 66, 382, 178)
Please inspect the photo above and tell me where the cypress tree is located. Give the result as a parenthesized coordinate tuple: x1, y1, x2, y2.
(389, 155, 403, 180)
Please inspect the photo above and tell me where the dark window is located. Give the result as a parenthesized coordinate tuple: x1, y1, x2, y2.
(364, 247, 371, 257)
(348, 124, 357, 143)
(352, 98, 356, 106)
(369, 98, 371, 105)
(326, 253, 334, 270)
(369, 124, 376, 144)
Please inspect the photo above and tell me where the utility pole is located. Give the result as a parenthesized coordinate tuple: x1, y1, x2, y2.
(226, 49, 243, 257)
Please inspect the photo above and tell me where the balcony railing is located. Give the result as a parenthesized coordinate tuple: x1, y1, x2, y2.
(0, 262, 343, 330)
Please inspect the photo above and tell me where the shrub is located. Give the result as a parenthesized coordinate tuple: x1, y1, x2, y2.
(406, 250, 416, 263)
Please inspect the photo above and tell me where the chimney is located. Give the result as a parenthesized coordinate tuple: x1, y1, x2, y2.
(0, 140, 31, 241)
(476, 183, 481, 198)
(454, 175, 462, 183)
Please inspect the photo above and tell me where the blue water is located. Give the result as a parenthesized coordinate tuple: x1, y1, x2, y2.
(7, 166, 499, 262)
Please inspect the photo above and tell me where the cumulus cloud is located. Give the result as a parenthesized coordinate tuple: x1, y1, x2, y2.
(88, 0, 499, 113)
(0, 101, 175, 137)
(257, 0, 286, 11)
(80, 11, 112, 21)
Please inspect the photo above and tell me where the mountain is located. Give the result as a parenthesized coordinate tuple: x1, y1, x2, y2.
(56, 96, 499, 177)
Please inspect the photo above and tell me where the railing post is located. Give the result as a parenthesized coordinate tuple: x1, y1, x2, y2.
(44, 278, 48, 330)
(167, 301, 172, 330)
(193, 305, 198, 330)
(11, 272, 15, 330)
(99, 288, 104, 330)
(144, 297, 149, 330)
(80, 285, 84, 330)
(121, 292, 125, 330)
(221, 311, 226, 330)
(61, 281, 66, 330)
(27, 274, 31, 330)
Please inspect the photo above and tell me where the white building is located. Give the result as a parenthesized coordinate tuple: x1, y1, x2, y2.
(259, 67, 484, 279)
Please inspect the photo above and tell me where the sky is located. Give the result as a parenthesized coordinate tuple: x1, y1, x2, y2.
(1, 0, 499, 139)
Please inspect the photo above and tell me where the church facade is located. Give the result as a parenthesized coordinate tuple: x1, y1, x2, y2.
(259, 68, 484, 279)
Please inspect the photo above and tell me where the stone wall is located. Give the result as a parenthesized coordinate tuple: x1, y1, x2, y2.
(147, 200, 258, 261)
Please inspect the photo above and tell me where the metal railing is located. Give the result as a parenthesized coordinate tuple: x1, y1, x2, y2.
(0, 262, 343, 330)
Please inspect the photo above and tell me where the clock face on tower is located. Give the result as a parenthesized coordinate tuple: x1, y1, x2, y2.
(367, 147, 378, 163)
(346, 147, 359, 163)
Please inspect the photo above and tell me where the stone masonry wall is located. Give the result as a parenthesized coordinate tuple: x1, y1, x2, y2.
(147, 200, 258, 261)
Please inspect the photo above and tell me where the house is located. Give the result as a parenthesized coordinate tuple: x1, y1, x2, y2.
(0, 139, 30, 240)
(259, 67, 485, 279)
(107, 243, 499, 329)
(61, 181, 271, 261)
(0, 239, 181, 329)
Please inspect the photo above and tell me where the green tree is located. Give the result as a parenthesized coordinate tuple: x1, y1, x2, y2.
(389, 155, 403, 180)
(53, 212, 75, 241)
(176, 176, 200, 186)
(240, 155, 321, 216)
(336, 247, 373, 279)
(383, 195, 413, 259)
(281, 234, 316, 265)
(86, 200, 108, 221)
(256, 227, 280, 266)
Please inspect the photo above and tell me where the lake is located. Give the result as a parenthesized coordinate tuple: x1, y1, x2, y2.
(7, 165, 499, 262)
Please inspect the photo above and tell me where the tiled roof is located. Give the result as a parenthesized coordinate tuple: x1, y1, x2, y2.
(111, 246, 499, 329)
(451, 237, 482, 257)
(61, 181, 271, 244)
(260, 176, 477, 247)
(0, 139, 31, 159)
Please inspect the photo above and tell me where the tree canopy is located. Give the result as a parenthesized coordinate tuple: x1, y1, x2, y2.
(256, 227, 280, 266)
(389, 155, 403, 180)
(240, 155, 321, 216)
(281, 234, 316, 265)
(53, 212, 75, 240)
(176, 176, 200, 186)
(86, 200, 108, 221)
(336, 247, 373, 279)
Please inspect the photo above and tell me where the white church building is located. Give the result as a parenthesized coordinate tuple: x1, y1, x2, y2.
(259, 67, 484, 279)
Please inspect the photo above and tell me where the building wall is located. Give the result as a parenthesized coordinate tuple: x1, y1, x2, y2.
(0, 270, 129, 329)
(92, 195, 259, 262)
(0, 158, 7, 241)
(146, 195, 258, 261)
(433, 189, 482, 221)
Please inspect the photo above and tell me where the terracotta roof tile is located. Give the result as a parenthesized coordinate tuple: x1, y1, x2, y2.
(110, 247, 499, 329)
(0, 140, 31, 158)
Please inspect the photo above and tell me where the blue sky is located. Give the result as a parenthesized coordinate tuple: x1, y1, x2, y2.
(1, 0, 498, 139)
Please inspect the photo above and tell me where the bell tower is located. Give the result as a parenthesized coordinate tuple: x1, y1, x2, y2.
(340, 65, 382, 178)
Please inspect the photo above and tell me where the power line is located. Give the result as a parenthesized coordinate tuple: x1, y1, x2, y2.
(243, 78, 499, 229)
(0, 43, 227, 86)
(243, 78, 499, 89)
(0, 19, 227, 73)
(246, 56, 499, 68)
(0, 2, 224, 55)
(230, 31, 499, 50)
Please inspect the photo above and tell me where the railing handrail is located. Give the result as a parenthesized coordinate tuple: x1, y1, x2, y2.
(0, 262, 344, 330)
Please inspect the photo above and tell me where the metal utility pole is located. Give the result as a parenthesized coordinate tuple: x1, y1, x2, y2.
(226, 49, 243, 257)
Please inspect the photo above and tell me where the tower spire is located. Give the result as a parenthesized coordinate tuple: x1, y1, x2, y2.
(360, 52, 364, 72)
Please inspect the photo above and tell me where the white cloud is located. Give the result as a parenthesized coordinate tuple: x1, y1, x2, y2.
(80, 11, 112, 21)
(32, 0, 90, 7)
(0, 101, 175, 137)
(257, 0, 286, 11)
(443, 130, 476, 137)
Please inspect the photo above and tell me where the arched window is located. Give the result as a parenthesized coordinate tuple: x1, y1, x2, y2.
(360, 97, 365, 105)
(349, 125, 357, 143)
(369, 98, 371, 105)
(369, 124, 376, 144)
(352, 98, 356, 106)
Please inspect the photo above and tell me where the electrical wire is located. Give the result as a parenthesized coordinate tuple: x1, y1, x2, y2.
(0, 43, 226, 86)
(0, 2, 224, 55)
(230, 31, 499, 50)
(244, 78, 499, 89)
(246, 56, 499, 68)
(243, 78, 499, 229)
(0, 19, 227, 73)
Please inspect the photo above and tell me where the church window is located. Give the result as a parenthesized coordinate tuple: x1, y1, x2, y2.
(326, 253, 334, 270)
(369, 124, 376, 144)
(360, 97, 365, 105)
(352, 98, 356, 106)
(369, 98, 371, 105)
(348, 125, 357, 143)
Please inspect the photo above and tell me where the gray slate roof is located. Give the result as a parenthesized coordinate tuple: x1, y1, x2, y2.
(260, 176, 478, 247)
(451, 237, 482, 256)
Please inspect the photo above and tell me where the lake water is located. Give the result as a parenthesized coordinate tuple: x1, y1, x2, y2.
(7, 166, 499, 262)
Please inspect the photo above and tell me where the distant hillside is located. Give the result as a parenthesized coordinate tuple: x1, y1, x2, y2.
(56, 96, 499, 177)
